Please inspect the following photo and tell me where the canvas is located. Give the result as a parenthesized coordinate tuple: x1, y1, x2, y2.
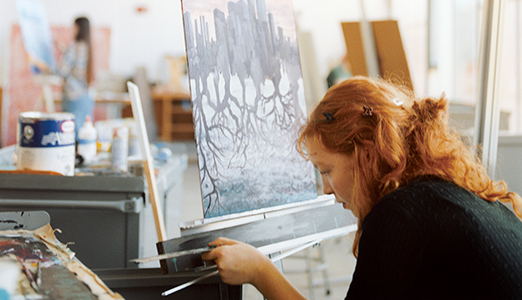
(181, 0, 317, 219)
(16, 0, 56, 72)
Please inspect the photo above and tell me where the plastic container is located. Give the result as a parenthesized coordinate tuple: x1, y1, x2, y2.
(77, 116, 97, 163)
(95, 121, 112, 153)
(127, 122, 141, 158)
(111, 126, 129, 172)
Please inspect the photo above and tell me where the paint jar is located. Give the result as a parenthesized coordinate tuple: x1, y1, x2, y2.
(111, 126, 129, 172)
(17, 112, 76, 175)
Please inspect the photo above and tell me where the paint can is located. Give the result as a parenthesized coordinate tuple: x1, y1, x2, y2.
(17, 112, 76, 176)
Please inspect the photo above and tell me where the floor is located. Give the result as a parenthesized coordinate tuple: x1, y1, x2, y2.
(174, 141, 358, 299)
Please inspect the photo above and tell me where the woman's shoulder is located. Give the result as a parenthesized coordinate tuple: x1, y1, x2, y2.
(361, 176, 444, 229)
(371, 175, 522, 234)
(378, 175, 459, 207)
(365, 175, 473, 228)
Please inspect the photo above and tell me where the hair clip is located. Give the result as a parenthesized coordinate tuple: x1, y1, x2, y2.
(322, 112, 334, 122)
(362, 106, 373, 117)
(392, 98, 404, 106)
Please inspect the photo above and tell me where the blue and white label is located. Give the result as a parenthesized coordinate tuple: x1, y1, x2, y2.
(19, 119, 75, 148)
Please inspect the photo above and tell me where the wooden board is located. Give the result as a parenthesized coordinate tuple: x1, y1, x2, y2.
(341, 22, 368, 77)
(371, 20, 413, 89)
(341, 20, 413, 90)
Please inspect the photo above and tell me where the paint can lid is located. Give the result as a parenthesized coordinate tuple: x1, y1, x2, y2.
(19, 111, 75, 122)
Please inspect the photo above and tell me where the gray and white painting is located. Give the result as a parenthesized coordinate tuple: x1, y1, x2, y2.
(182, 0, 317, 219)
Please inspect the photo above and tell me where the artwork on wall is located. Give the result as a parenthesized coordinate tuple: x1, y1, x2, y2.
(181, 0, 317, 219)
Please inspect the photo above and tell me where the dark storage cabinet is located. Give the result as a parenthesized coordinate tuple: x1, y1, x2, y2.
(0, 173, 145, 269)
(96, 268, 242, 300)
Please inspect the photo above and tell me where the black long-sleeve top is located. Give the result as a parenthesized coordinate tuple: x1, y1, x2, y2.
(346, 175, 522, 300)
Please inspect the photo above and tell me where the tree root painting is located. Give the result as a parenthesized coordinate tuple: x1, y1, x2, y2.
(182, 0, 317, 218)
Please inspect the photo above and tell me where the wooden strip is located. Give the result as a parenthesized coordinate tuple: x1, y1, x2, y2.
(127, 81, 167, 242)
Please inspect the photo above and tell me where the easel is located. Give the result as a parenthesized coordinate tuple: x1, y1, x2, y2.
(146, 1, 359, 298)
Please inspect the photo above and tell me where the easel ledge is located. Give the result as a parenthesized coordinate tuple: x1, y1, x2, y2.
(179, 194, 337, 234)
(157, 195, 357, 274)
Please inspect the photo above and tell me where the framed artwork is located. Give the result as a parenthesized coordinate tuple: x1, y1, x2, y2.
(181, 0, 317, 219)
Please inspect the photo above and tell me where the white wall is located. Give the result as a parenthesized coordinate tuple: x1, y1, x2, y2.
(293, 0, 390, 78)
(0, 0, 407, 90)
(0, 0, 186, 86)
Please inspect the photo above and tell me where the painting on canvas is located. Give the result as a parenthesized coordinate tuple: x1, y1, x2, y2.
(181, 0, 317, 218)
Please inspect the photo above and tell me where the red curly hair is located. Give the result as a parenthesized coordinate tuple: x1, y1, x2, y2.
(298, 76, 522, 257)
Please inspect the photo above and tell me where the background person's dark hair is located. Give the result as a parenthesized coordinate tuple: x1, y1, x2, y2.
(74, 16, 93, 85)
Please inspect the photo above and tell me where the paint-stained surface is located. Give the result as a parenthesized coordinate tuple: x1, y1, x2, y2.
(0, 232, 99, 299)
(0, 235, 61, 264)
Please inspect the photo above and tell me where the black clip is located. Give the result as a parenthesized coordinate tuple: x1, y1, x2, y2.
(362, 106, 373, 117)
(322, 112, 334, 122)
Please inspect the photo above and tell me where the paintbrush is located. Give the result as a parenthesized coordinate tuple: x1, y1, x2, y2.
(130, 245, 217, 264)
(16, 256, 39, 292)
(35, 260, 42, 289)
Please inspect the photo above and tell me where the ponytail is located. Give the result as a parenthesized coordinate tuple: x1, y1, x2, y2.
(405, 95, 522, 218)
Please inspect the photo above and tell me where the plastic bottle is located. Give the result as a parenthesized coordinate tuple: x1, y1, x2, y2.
(77, 116, 97, 163)
(111, 126, 129, 172)
(127, 122, 141, 158)
(95, 121, 112, 153)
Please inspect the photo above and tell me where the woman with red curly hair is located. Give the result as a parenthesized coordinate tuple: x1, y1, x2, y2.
(202, 76, 522, 299)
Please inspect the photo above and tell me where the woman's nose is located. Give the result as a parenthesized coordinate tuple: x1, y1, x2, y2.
(322, 177, 333, 195)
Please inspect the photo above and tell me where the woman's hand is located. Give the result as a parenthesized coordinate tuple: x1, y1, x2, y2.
(202, 237, 307, 300)
(201, 237, 271, 286)
(27, 55, 51, 74)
